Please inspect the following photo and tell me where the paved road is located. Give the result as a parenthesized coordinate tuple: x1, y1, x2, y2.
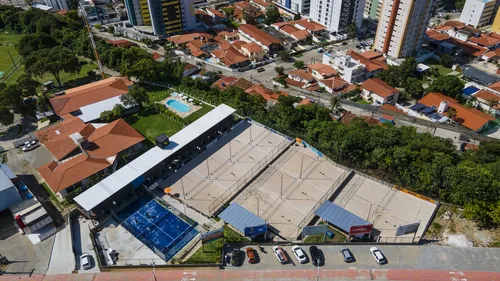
(72, 218, 100, 273)
(45, 224, 75, 274)
(1, 269, 499, 281)
(224, 244, 500, 272)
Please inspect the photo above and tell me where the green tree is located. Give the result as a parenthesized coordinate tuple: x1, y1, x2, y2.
(24, 47, 81, 87)
(36, 93, 51, 113)
(265, 7, 280, 24)
(108, 25, 115, 34)
(221, 7, 234, 17)
(277, 50, 291, 62)
(121, 86, 150, 109)
(439, 54, 454, 68)
(99, 110, 114, 122)
(403, 77, 424, 99)
(274, 66, 284, 75)
(16, 74, 40, 97)
(347, 23, 357, 38)
(447, 107, 457, 120)
(293, 60, 305, 69)
(427, 75, 465, 100)
(16, 33, 58, 58)
(294, 13, 301, 20)
(0, 106, 14, 126)
(330, 96, 342, 113)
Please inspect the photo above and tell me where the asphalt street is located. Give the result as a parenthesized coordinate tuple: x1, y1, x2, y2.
(224, 244, 500, 272)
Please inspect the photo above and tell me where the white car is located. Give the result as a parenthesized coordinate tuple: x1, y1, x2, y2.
(369, 247, 386, 264)
(272, 246, 288, 264)
(80, 253, 92, 270)
(292, 245, 307, 263)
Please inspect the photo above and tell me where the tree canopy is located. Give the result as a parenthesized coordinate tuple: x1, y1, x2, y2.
(427, 75, 465, 100)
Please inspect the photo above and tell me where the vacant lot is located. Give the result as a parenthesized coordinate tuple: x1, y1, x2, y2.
(424, 59, 453, 75)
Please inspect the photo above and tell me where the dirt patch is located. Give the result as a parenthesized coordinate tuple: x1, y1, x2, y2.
(425, 204, 500, 247)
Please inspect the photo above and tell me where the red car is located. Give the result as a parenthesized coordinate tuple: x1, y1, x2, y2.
(246, 247, 256, 263)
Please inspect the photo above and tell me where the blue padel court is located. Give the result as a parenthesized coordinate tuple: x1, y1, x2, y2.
(117, 197, 198, 261)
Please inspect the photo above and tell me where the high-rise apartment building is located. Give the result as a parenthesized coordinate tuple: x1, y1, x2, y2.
(364, 0, 383, 20)
(459, 0, 496, 28)
(276, 0, 311, 14)
(309, 0, 366, 32)
(373, 0, 434, 58)
(124, 0, 196, 37)
(492, 7, 500, 32)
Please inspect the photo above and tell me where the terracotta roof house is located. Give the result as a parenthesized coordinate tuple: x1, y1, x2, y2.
(318, 77, 348, 93)
(488, 80, 500, 92)
(216, 30, 240, 41)
(347, 50, 388, 73)
(37, 117, 144, 197)
(49, 77, 133, 122)
(107, 39, 137, 48)
(196, 10, 226, 29)
(419, 92, 494, 132)
(167, 32, 213, 45)
(232, 77, 253, 90)
(307, 62, 336, 79)
(245, 84, 288, 101)
(250, 0, 272, 11)
(361, 78, 400, 105)
(482, 48, 500, 61)
(239, 42, 265, 62)
(294, 18, 327, 34)
(183, 63, 199, 77)
(379, 104, 404, 114)
(468, 34, 500, 48)
(211, 46, 250, 68)
(276, 24, 311, 43)
(288, 69, 315, 84)
(233, 2, 263, 24)
(340, 112, 380, 126)
(212, 76, 239, 90)
(152, 52, 164, 62)
(238, 24, 282, 53)
(206, 8, 227, 20)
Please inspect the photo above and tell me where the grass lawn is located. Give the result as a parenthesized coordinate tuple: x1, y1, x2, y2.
(126, 111, 184, 142)
(424, 59, 453, 75)
(0, 34, 23, 45)
(3, 61, 97, 85)
(355, 99, 372, 105)
(293, 53, 304, 58)
(304, 226, 347, 243)
(146, 87, 173, 103)
(186, 104, 214, 123)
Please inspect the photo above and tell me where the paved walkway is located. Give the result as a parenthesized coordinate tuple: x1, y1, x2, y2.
(1, 269, 499, 281)
(45, 224, 75, 274)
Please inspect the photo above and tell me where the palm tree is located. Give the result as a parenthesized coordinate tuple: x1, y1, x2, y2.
(447, 107, 457, 120)
(486, 99, 499, 115)
(330, 96, 342, 113)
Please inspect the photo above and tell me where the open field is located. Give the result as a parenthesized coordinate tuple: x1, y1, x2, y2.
(159, 121, 291, 216)
(126, 111, 184, 142)
(423, 59, 453, 75)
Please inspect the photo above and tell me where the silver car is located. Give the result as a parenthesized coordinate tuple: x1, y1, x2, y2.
(80, 253, 92, 270)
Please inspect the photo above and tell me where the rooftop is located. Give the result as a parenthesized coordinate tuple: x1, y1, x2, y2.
(240, 42, 264, 53)
(206, 7, 226, 18)
(211, 46, 249, 67)
(307, 62, 337, 77)
(294, 18, 327, 32)
(468, 34, 500, 47)
(212, 76, 239, 90)
(347, 50, 388, 72)
(288, 69, 315, 81)
(167, 32, 213, 45)
(239, 24, 281, 47)
(418, 92, 494, 131)
(74, 104, 236, 211)
(426, 29, 451, 41)
(49, 77, 132, 116)
(362, 78, 399, 98)
(320, 77, 348, 90)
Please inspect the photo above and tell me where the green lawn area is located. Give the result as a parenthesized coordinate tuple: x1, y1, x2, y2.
(423, 59, 453, 75)
(304, 225, 347, 243)
(126, 110, 184, 142)
(0, 34, 23, 45)
(186, 104, 214, 123)
(3, 61, 97, 85)
(146, 87, 173, 103)
(355, 99, 372, 105)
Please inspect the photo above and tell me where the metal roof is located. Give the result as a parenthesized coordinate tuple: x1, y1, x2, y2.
(462, 67, 500, 85)
(0, 164, 15, 192)
(78, 96, 129, 123)
(74, 104, 236, 211)
(314, 201, 371, 233)
(218, 203, 266, 234)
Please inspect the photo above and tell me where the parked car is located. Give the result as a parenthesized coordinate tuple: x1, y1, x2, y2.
(369, 247, 387, 264)
(257, 67, 265, 73)
(292, 245, 307, 263)
(339, 247, 353, 262)
(341, 41, 348, 46)
(309, 246, 323, 266)
(272, 246, 288, 264)
(231, 249, 242, 266)
(80, 253, 92, 270)
(246, 247, 256, 264)
(22, 141, 39, 152)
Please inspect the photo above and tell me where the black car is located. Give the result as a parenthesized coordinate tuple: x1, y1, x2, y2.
(231, 249, 242, 266)
(341, 41, 348, 46)
(309, 246, 323, 266)
(339, 247, 354, 262)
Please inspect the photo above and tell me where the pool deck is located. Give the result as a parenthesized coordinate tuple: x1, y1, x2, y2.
(160, 94, 201, 118)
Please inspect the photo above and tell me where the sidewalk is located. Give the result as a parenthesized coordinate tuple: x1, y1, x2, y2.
(45, 224, 75, 275)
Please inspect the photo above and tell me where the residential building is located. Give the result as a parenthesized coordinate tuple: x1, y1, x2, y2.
(211, 46, 250, 68)
(459, 0, 496, 28)
(36, 116, 145, 198)
(493, 8, 500, 32)
(206, 8, 227, 20)
(472, 80, 500, 116)
(294, 18, 327, 35)
(238, 24, 283, 54)
(167, 32, 213, 45)
(273, 23, 311, 43)
(124, 0, 196, 37)
(212, 77, 240, 90)
(0, 164, 22, 212)
(364, 0, 383, 20)
(240, 43, 266, 61)
(418, 92, 494, 132)
(309, 0, 365, 32)
(195, 10, 226, 29)
(361, 78, 400, 105)
(251, 0, 274, 11)
(275, 0, 311, 14)
(233, 2, 264, 24)
(183, 64, 198, 77)
(322, 50, 387, 83)
(307, 62, 337, 79)
(245, 84, 288, 102)
(373, 0, 434, 58)
(45, 0, 68, 10)
(288, 69, 316, 85)
(318, 76, 349, 93)
(49, 77, 134, 123)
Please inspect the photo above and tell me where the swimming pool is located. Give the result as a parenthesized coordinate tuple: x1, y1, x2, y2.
(166, 99, 190, 113)
(462, 86, 479, 96)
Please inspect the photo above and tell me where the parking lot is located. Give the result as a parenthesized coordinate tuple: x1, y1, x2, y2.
(224, 244, 500, 272)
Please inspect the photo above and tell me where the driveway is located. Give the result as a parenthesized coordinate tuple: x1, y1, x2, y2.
(23, 145, 56, 169)
(224, 244, 500, 272)
(72, 217, 100, 273)
(46, 224, 75, 274)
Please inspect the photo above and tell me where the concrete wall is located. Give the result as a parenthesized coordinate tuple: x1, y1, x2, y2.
(0, 186, 22, 212)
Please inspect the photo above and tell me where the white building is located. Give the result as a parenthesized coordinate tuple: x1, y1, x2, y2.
(373, 0, 434, 58)
(459, 0, 496, 28)
(45, 0, 68, 10)
(309, 0, 365, 32)
(322, 50, 388, 83)
(276, 0, 311, 14)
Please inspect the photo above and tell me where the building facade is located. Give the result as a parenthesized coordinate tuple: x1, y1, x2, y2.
(373, 0, 434, 58)
(277, 0, 311, 14)
(45, 0, 68, 10)
(309, 0, 365, 32)
(364, 0, 383, 20)
(124, 0, 196, 37)
(459, 0, 496, 28)
(493, 8, 500, 32)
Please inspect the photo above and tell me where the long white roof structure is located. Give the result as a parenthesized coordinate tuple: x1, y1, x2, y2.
(74, 104, 236, 211)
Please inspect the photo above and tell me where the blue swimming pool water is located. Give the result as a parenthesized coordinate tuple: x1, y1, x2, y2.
(166, 99, 190, 113)
(118, 197, 198, 261)
(463, 86, 479, 96)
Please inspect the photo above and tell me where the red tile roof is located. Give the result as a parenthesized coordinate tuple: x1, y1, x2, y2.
(294, 18, 326, 32)
(285, 77, 307, 88)
(55, 9, 68, 15)
(380, 104, 404, 114)
(152, 52, 163, 60)
(232, 78, 253, 90)
(362, 78, 399, 98)
(167, 32, 213, 45)
(107, 39, 137, 47)
(340, 112, 380, 125)
(212, 46, 249, 67)
(483, 49, 500, 59)
(468, 34, 500, 47)
(49, 77, 132, 116)
(37, 118, 144, 193)
(418, 92, 494, 131)
(426, 29, 451, 41)
(289, 69, 315, 81)
(307, 62, 336, 77)
(360, 51, 384, 60)
(347, 50, 388, 72)
(488, 80, 500, 92)
(245, 84, 288, 101)
(212, 76, 239, 90)
(474, 89, 500, 108)
(239, 24, 281, 47)
(186, 41, 206, 57)
(320, 77, 348, 90)
(381, 114, 395, 121)
(240, 42, 264, 53)
(298, 98, 312, 106)
(251, 0, 272, 7)
(207, 8, 227, 19)
(448, 38, 487, 57)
